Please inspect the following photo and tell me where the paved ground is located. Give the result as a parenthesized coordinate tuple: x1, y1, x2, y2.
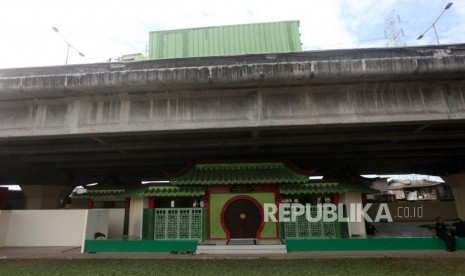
(1, 246, 464, 259)
(372, 222, 433, 237)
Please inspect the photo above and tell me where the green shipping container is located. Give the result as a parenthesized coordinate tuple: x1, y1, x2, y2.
(149, 20, 301, 59)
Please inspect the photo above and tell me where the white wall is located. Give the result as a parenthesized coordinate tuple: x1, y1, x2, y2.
(0, 209, 126, 248)
(340, 193, 367, 237)
(108, 208, 125, 238)
(1, 210, 87, 247)
(84, 209, 109, 242)
(128, 197, 146, 239)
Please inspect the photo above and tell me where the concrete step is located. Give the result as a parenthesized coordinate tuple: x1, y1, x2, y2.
(196, 244, 287, 254)
(228, 238, 255, 245)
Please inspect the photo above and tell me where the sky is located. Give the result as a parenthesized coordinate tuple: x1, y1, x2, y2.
(0, 0, 464, 69)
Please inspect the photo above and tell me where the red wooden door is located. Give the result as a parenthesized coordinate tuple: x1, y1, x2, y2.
(224, 199, 261, 239)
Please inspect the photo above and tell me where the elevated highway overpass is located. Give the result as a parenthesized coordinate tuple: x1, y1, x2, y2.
(1, 44, 465, 189)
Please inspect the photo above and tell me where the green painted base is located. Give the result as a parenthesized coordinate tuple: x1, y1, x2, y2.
(84, 240, 198, 253)
(286, 237, 465, 252)
(85, 238, 465, 253)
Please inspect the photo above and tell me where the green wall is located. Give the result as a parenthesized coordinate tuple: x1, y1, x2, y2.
(209, 193, 277, 239)
(84, 240, 197, 253)
(142, 209, 155, 240)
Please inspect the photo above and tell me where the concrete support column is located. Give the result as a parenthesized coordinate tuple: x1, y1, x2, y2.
(340, 192, 366, 237)
(443, 173, 465, 220)
(0, 211, 11, 247)
(128, 197, 148, 239)
(21, 185, 67, 209)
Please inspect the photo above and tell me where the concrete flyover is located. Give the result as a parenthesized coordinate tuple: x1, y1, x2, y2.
(0, 44, 465, 192)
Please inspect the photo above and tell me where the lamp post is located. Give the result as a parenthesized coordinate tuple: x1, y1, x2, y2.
(417, 2, 453, 44)
(51, 26, 85, 65)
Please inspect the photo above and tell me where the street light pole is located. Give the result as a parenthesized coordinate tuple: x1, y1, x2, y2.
(417, 2, 453, 44)
(51, 27, 85, 65)
(65, 44, 70, 65)
(432, 23, 440, 45)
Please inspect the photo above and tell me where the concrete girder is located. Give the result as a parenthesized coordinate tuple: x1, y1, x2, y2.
(1, 45, 465, 100)
(0, 81, 464, 138)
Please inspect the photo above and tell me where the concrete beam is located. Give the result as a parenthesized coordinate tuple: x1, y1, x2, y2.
(0, 81, 464, 138)
(1, 45, 465, 100)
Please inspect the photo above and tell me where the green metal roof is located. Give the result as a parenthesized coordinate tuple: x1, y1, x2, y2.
(170, 162, 310, 185)
(135, 186, 205, 197)
(71, 189, 126, 200)
(280, 182, 378, 195)
(72, 186, 205, 200)
(149, 21, 301, 59)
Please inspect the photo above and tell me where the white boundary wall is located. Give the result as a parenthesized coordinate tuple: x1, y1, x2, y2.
(0, 211, 10, 247)
(108, 208, 125, 238)
(0, 210, 88, 247)
(0, 209, 124, 248)
(340, 193, 367, 237)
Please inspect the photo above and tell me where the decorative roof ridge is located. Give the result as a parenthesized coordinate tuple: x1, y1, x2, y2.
(168, 161, 313, 185)
(165, 160, 316, 178)
(196, 162, 283, 170)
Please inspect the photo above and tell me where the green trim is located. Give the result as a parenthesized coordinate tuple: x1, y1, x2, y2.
(84, 240, 197, 253)
(171, 163, 310, 185)
(285, 237, 465, 252)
